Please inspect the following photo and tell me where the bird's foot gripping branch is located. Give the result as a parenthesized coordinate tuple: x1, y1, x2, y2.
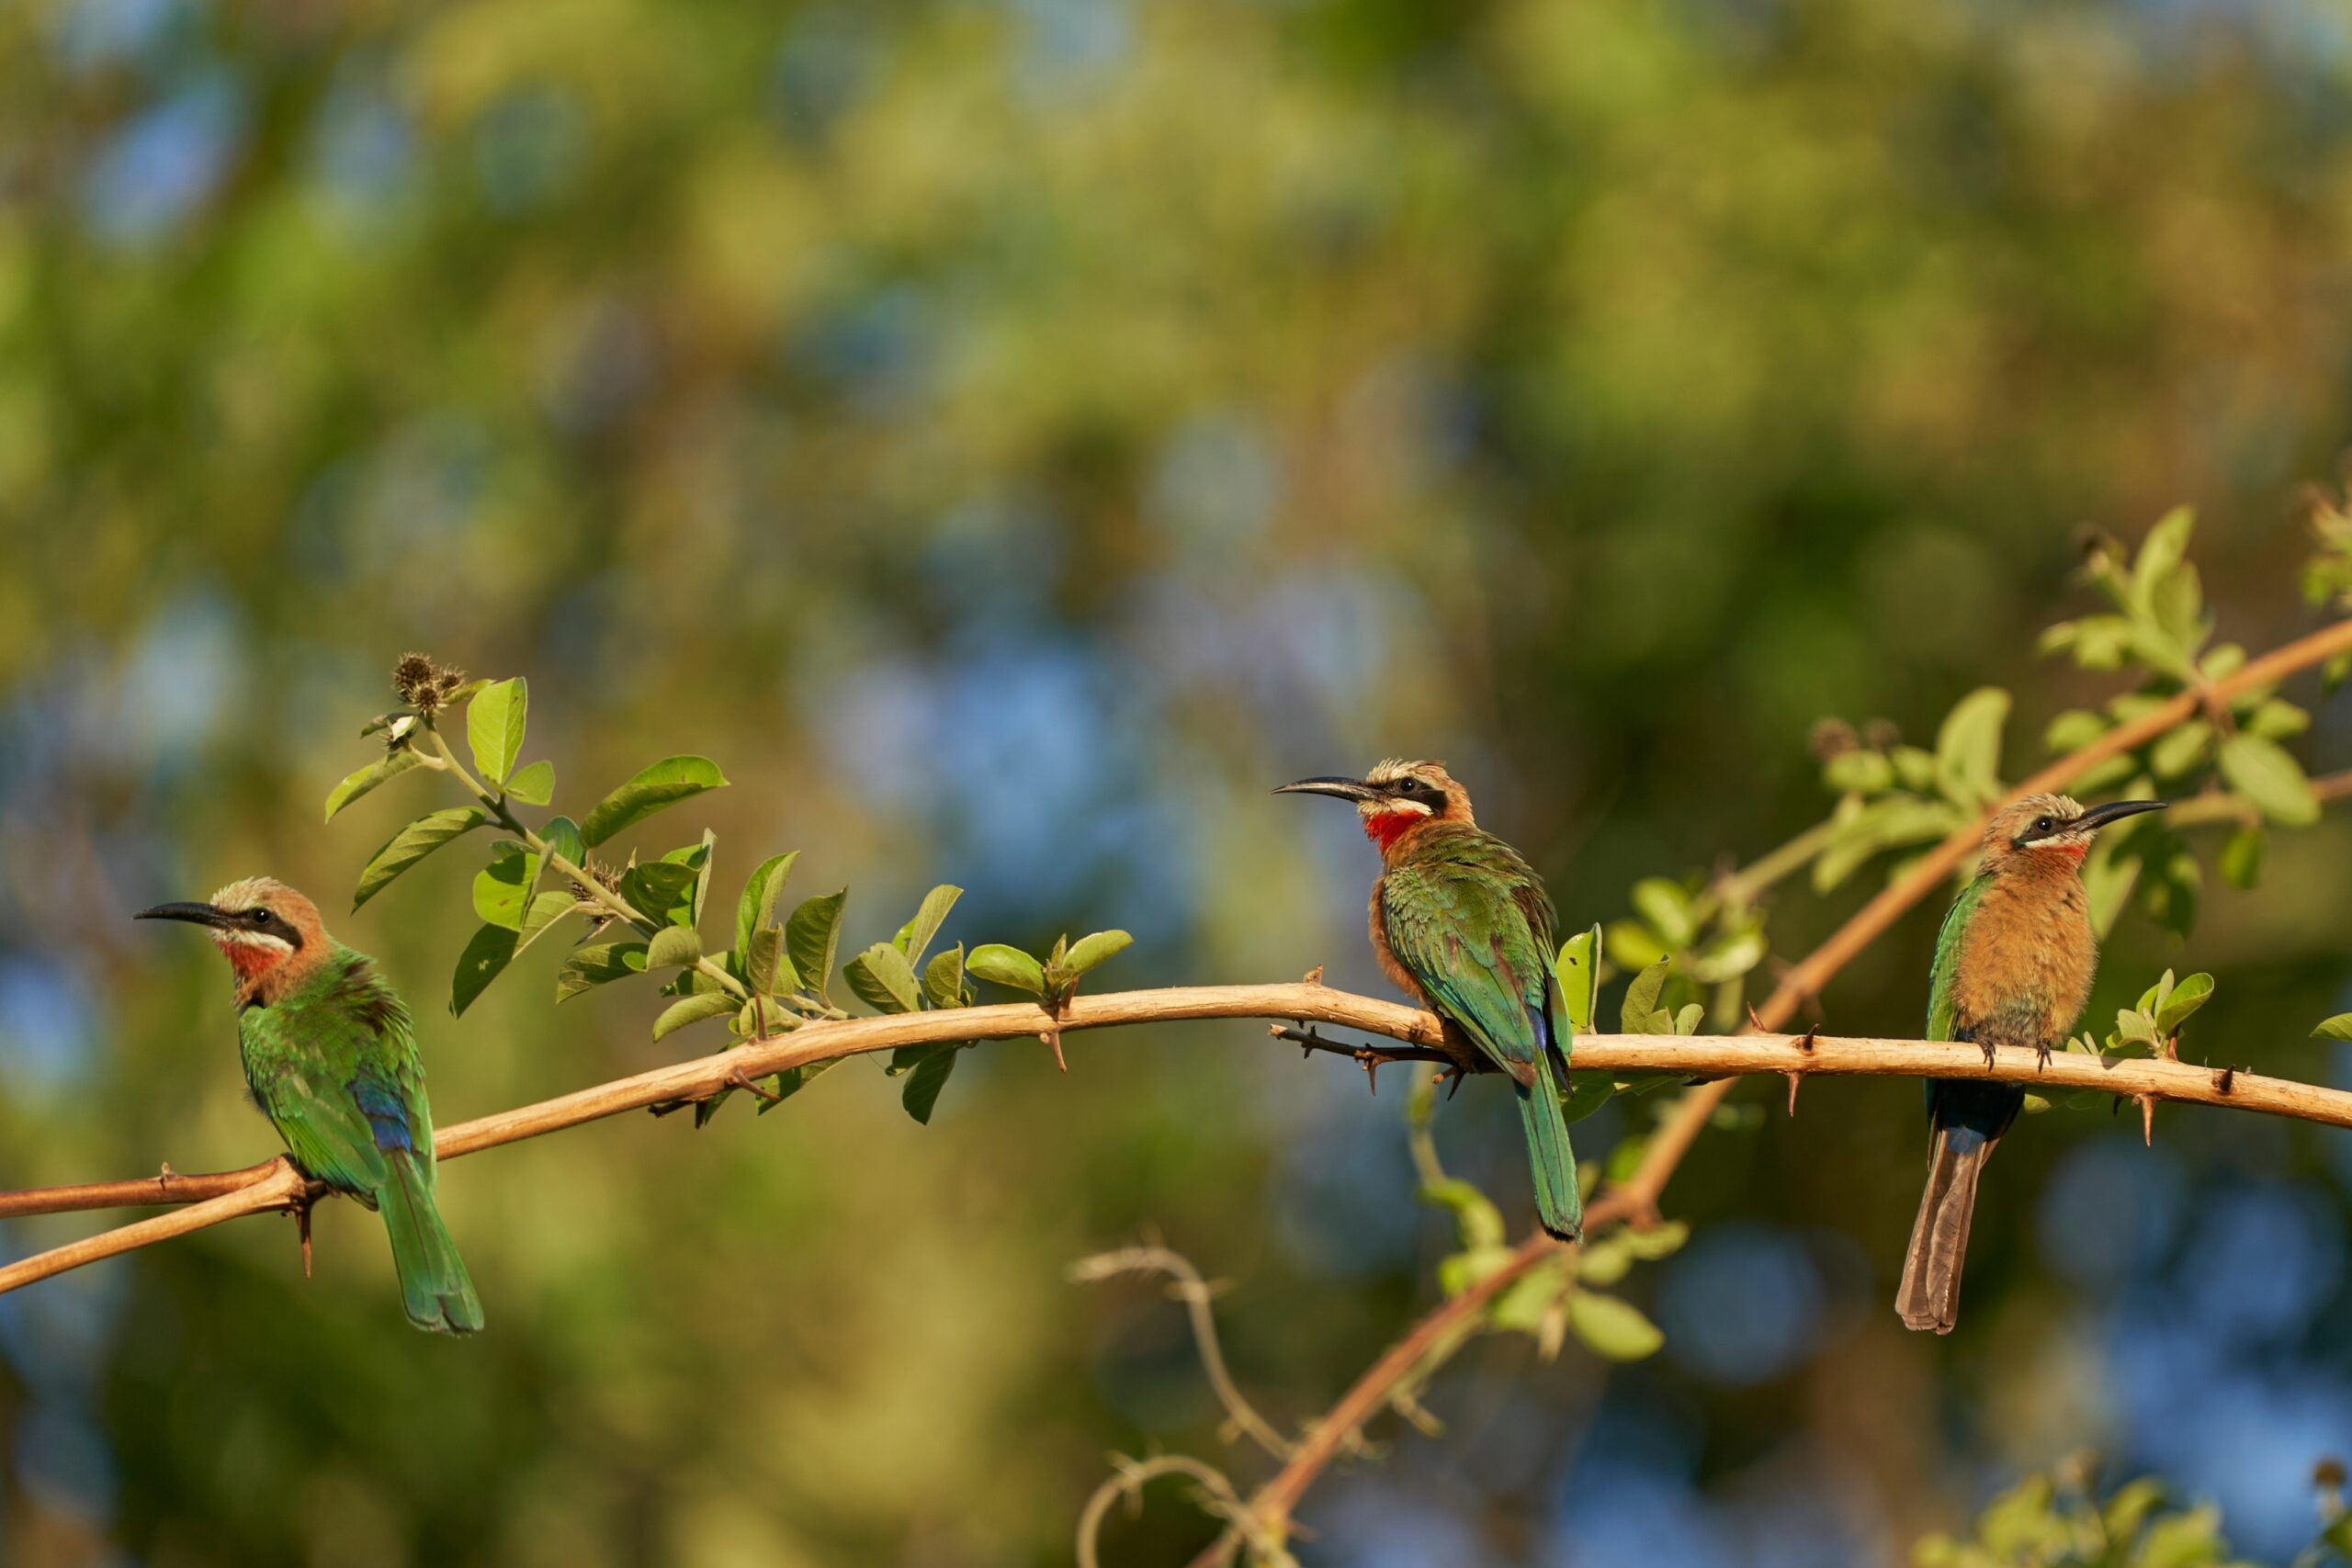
(9, 511, 2352, 1551)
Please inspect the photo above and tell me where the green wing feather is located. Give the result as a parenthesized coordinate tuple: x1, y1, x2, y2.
(241, 949, 481, 1333)
(242, 994, 408, 1200)
(1379, 829, 1579, 1238)
(1926, 874, 1990, 1043)
(1381, 859, 1555, 1074)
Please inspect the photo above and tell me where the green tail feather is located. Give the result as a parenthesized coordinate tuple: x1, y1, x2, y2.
(1519, 1052, 1582, 1241)
(377, 1154, 484, 1336)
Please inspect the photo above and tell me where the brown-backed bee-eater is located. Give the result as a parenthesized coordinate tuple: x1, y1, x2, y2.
(139, 878, 483, 1335)
(1278, 761, 1581, 1240)
(1897, 792, 2165, 1335)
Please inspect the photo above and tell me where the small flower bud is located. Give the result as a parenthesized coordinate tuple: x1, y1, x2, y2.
(1808, 718, 1859, 761)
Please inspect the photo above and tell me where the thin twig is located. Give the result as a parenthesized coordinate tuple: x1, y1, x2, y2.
(1069, 1244, 1296, 1461)
(1076, 1454, 1263, 1568)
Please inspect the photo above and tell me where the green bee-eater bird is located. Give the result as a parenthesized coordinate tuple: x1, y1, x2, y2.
(1279, 760, 1581, 1240)
(1898, 792, 2165, 1334)
(139, 878, 483, 1335)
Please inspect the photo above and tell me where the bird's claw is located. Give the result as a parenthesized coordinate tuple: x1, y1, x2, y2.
(2035, 1043, 2053, 1073)
(1979, 1040, 1997, 1072)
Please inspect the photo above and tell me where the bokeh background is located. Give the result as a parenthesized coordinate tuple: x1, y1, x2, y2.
(6, 0, 2352, 1562)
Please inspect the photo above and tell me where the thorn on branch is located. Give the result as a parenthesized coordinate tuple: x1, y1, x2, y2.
(1043, 1029, 1068, 1073)
(1784, 1071, 1803, 1118)
(1269, 1023, 1456, 1078)
(726, 1068, 783, 1105)
(2213, 1066, 2236, 1095)
(1303, 964, 1324, 987)
(2139, 1093, 2156, 1146)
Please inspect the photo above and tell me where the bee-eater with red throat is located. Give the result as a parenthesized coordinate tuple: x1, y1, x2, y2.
(1279, 760, 1581, 1240)
(140, 878, 483, 1335)
(1898, 792, 2165, 1334)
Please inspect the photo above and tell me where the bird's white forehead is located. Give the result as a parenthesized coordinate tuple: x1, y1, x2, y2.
(1364, 758, 1439, 786)
(210, 877, 284, 912)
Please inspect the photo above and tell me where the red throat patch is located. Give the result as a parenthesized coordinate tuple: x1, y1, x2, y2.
(1363, 807, 1425, 854)
(218, 937, 286, 982)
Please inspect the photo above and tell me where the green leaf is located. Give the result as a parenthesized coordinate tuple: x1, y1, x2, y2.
(1420, 1177, 1507, 1250)
(620, 860, 699, 927)
(2100, 1479, 2167, 1542)
(1489, 1258, 1571, 1337)
(647, 927, 703, 968)
(466, 678, 527, 786)
(895, 885, 962, 967)
(1890, 745, 1939, 792)
(540, 811, 586, 874)
(843, 942, 922, 1013)
(557, 942, 649, 1002)
(652, 992, 738, 1041)
(1555, 924, 1601, 1033)
(1565, 1292, 1664, 1361)
(2313, 1013, 2352, 1042)
(923, 945, 967, 1010)
(503, 759, 554, 805)
(579, 756, 730, 847)
(785, 890, 848, 1002)
(450, 923, 517, 1017)
(734, 852, 799, 958)
(1562, 1075, 1615, 1123)
(353, 807, 486, 908)
(323, 750, 425, 822)
(1934, 687, 2010, 807)
(744, 926, 786, 994)
(901, 1048, 960, 1124)
(2220, 825, 2266, 890)
(967, 943, 1046, 993)
(2130, 506, 2195, 616)
(1630, 878, 1697, 949)
(1812, 795, 1969, 892)
(1604, 919, 1668, 971)
(1577, 1235, 1634, 1287)
(664, 831, 717, 928)
(1977, 1476, 2066, 1560)
(2154, 972, 2214, 1036)
(1619, 1220, 1690, 1260)
(1619, 958, 1671, 1034)
(1061, 929, 1133, 976)
(2243, 697, 2311, 740)
(2148, 719, 2212, 780)
(2218, 734, 2319, 827)
(2044, 708, 2109, 753)
(472, 844, 539, 931)
(2136, 1505, 2223, 1568)
(755, 1059, 842, 1113)
(514, 891, 578, 957)
(1821, 750, 1894, 795)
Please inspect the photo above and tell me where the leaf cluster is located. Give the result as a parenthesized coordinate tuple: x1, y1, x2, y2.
(326, 661, 1130, 1130)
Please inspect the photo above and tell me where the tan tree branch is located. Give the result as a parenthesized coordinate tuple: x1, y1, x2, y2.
(6, 985, 2352, 1299)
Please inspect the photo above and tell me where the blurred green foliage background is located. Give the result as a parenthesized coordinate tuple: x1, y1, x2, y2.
(6, 0, 2352, 1563)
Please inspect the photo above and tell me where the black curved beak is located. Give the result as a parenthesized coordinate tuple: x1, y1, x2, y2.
(136, 901, 232, 929)
(2074, 798, 2168, 833)
(1275, 776, 1379, 804)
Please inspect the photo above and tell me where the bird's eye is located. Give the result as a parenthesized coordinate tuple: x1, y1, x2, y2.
(251, 908, 274, 925)
(2032, 816, 2055, 835)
